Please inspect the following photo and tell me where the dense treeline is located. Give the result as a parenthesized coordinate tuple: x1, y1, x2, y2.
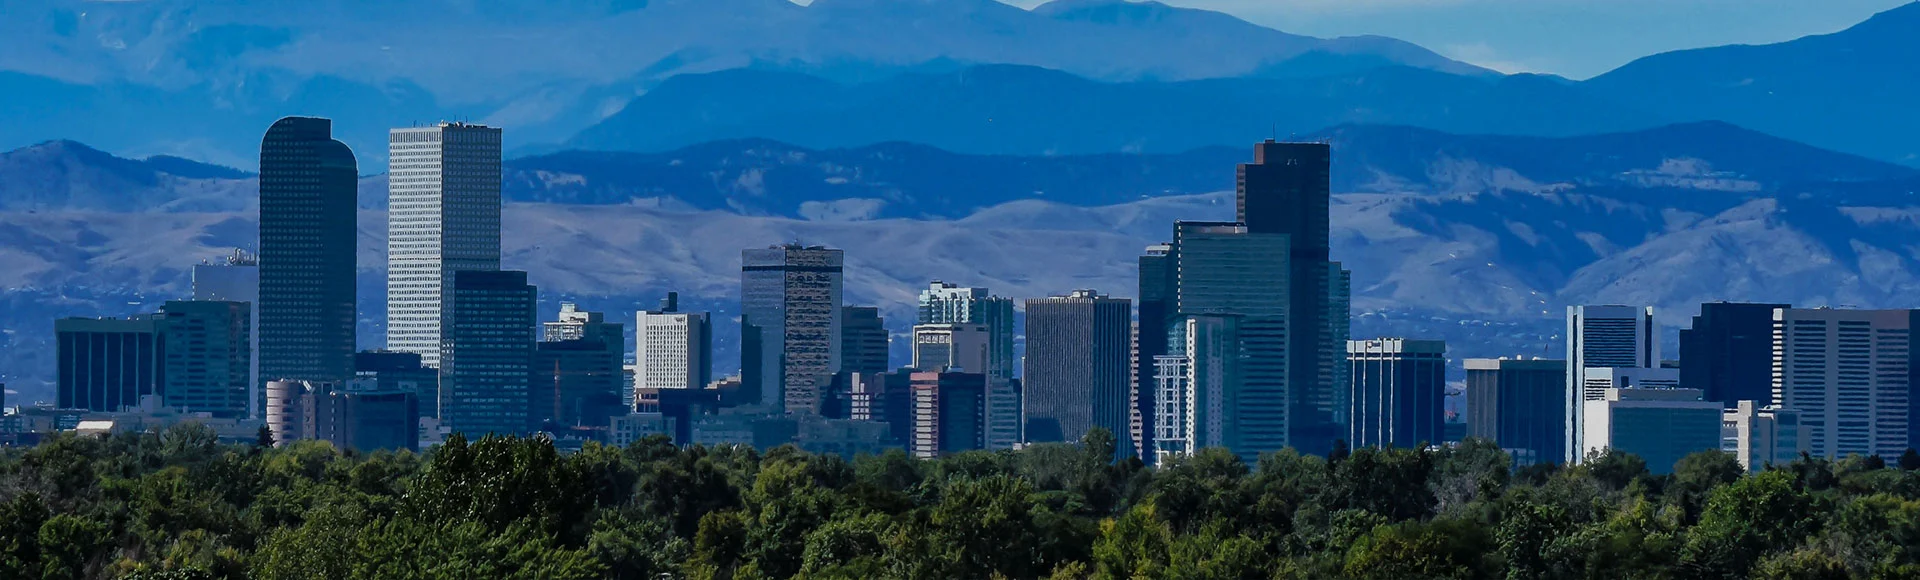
(5, 425, 1920, 579)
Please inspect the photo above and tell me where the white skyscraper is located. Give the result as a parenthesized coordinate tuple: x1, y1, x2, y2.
(385, 122, 502, 367)
(1772, 308, 1912, 460)
(1565, 305, 1659, 463)
(636, 293, 712, 394)
(192, 249, 260, 417)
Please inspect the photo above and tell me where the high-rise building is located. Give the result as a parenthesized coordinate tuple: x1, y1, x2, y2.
(636, 293, 712, 393)
(264, 379, 316, 446)
(741, 244, 844, 414)
(1346, 338, 1447, 449)
(912, 324, 990, 372)
(1465, 358, 1567, 467)
(1771, 308, 1914, 460)
(313, 380, 420, 452)
(1237, 140, 1346, 455)
(1723, 401, 1808, 473)
(1169, 221, 1292, 461)
(917, 282, 1016, 381)
(355, 351, 439, 418)
(533, 304, 627, 430)
(910, 371, 987, 459)
(1565, 305, 1659, 463)
(157, 300, 252, 418)
(1153, 315, 1240, 465)
(56, 317, 166, 413)
(1581, 387, 1723, 474)
(258, 117, 357, 389)
(1681, 302, 1791, 408)
(1137, 244, 1175, 460)
(440, 270, 537, 437)
(192, 249, 260, 417)
(840, 306, 890, 375)
(1024, 290, 1132, 455)
(386, 122, 503, 368)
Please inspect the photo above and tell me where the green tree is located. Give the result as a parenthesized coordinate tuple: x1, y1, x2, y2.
(1682, 470, 1822, 579)
(36, 514, 112, 580)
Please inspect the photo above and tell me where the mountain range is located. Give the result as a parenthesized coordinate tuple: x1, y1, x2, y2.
(5, 1, 1920, 168)
(4, 124, 1920, 401)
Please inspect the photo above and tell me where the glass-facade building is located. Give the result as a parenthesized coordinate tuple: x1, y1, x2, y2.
(56, 317, 166, 412)
(1170, 221, 1291, 462)
(1346, 338, 1446, 449)
(258, 117, 358, 388)
(1465, 358, 1567, 467)
(441, 270, 537, 437)
(157, 300, 253, 418)
(386, 123, 503, 368)
(742, 244, 844, 414)
(1023, 290, 1132, 456)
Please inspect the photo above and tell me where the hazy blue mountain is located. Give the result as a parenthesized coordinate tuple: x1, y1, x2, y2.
(0, 0, 1486, 165)
(569, 64, 1668, 155)
(14, 123, 1910, 220)
(1583, 2, 1920, 166)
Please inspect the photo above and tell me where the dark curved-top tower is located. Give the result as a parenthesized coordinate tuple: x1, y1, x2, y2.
(258, 117, 359, 396)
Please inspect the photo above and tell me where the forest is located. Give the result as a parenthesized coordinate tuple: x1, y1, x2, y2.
(3, 424, 1920, 579)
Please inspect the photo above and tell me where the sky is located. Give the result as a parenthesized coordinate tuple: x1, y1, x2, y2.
(1003, 0, 1912, 79)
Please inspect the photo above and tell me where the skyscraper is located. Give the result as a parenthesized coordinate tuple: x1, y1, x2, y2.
(534, 304, 626, 429)
(386, 123, 503, 368)
(1680, 302, 1790, 408)
(1169, 221, 1291, 461)
(1153, 314, 1240, 465)
(440, 270, 537, 437)
(1465, 358, 1567, 467)
(192, 249, 260, 417)
(911, 324, 990, 373)
(840, 306, 889, 375)
(157, 300, 252, 418)
(355, 351, 438, 418)
(1137, 244, 1175, 457)
(258, 117, 357, 388)
(1771, 308, 1914, 460)
(917, 282, 1016, 381)
(1237, 140, 1345, 454)
(1024, 290, 1132, 456)
(741, 244, 844, 414)
(1346, 338, 1446, 449)
(636, 293, 712, 392)
(56, 317, 165, 412)
(1565, 305, 1658, 463)
(910, 370, 987, 459)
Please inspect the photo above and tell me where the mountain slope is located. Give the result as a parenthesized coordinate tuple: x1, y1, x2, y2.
(1584, 3, 1920, 165)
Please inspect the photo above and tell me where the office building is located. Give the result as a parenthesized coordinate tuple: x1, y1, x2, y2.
(1168, 221, 1292, 461)
(157, 300, 252, 418)
(534, 334, 627, 429)
(634, 387, 724, 444)
(917, 282, 1016, 381)
(264, 379, 316, 446)
(1580, 367, 1681, 404)
(1771, 308, 1914, 460)
(610, 413, 673, 447)
(355, 351, 439, 418)
(910, 371, 987, 459)
(1137, 244, 1174, 461)
(741, 244, 843, 414)
(840, 306, 890, 375)
(636, 293, 712, 393)
(1346, 339, 1446, 449)
(1581, 387, 1723, 473)
(1681, 302, 1791, 408)
(1465, 358, 1567, 467)
(1565, 305, 1659, 463)
(313, 380, 420, 452)
(386, 122, 503, 368)
(1153, 315, 1240, 464)
(1723, 401, 1807, 473)
(1024, 290, 1132, 455)
(56, 317, 166, 413)
(440, 270, 537, 437)
(191, 249, 260, 417)
(912, 324, 990, 372)
(1237, 140, 1347, 455)
(258, 117, 357, 388)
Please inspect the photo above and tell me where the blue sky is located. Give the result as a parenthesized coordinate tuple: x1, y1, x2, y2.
(1005, 0, 1911, 79)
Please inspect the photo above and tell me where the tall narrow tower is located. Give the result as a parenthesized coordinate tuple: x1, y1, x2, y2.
(1236, 140, 1344, 454)
(386, 122, 503, 367)
(741, 244, 844, 414)
(258, 117, 358, 386)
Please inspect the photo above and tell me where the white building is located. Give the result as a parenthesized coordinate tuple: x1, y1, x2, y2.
(1565, 305, 1659, 463)
(1723, 401, 1808, 472)
(385, 122, 503, 368)
(1153, 315, 1239, 465)
(1581, 387, 1723, 474)
(635, 294, 711, 394)
(1580, 366, 1681, 403)
(192, 250, 260, 417)
(1772, 308, 1912, 460)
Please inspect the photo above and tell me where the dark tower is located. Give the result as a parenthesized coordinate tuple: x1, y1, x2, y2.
(258, 117, 358, 389)
(1680, 302, 1789, 408)
(1237, 140, 1340, 454)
